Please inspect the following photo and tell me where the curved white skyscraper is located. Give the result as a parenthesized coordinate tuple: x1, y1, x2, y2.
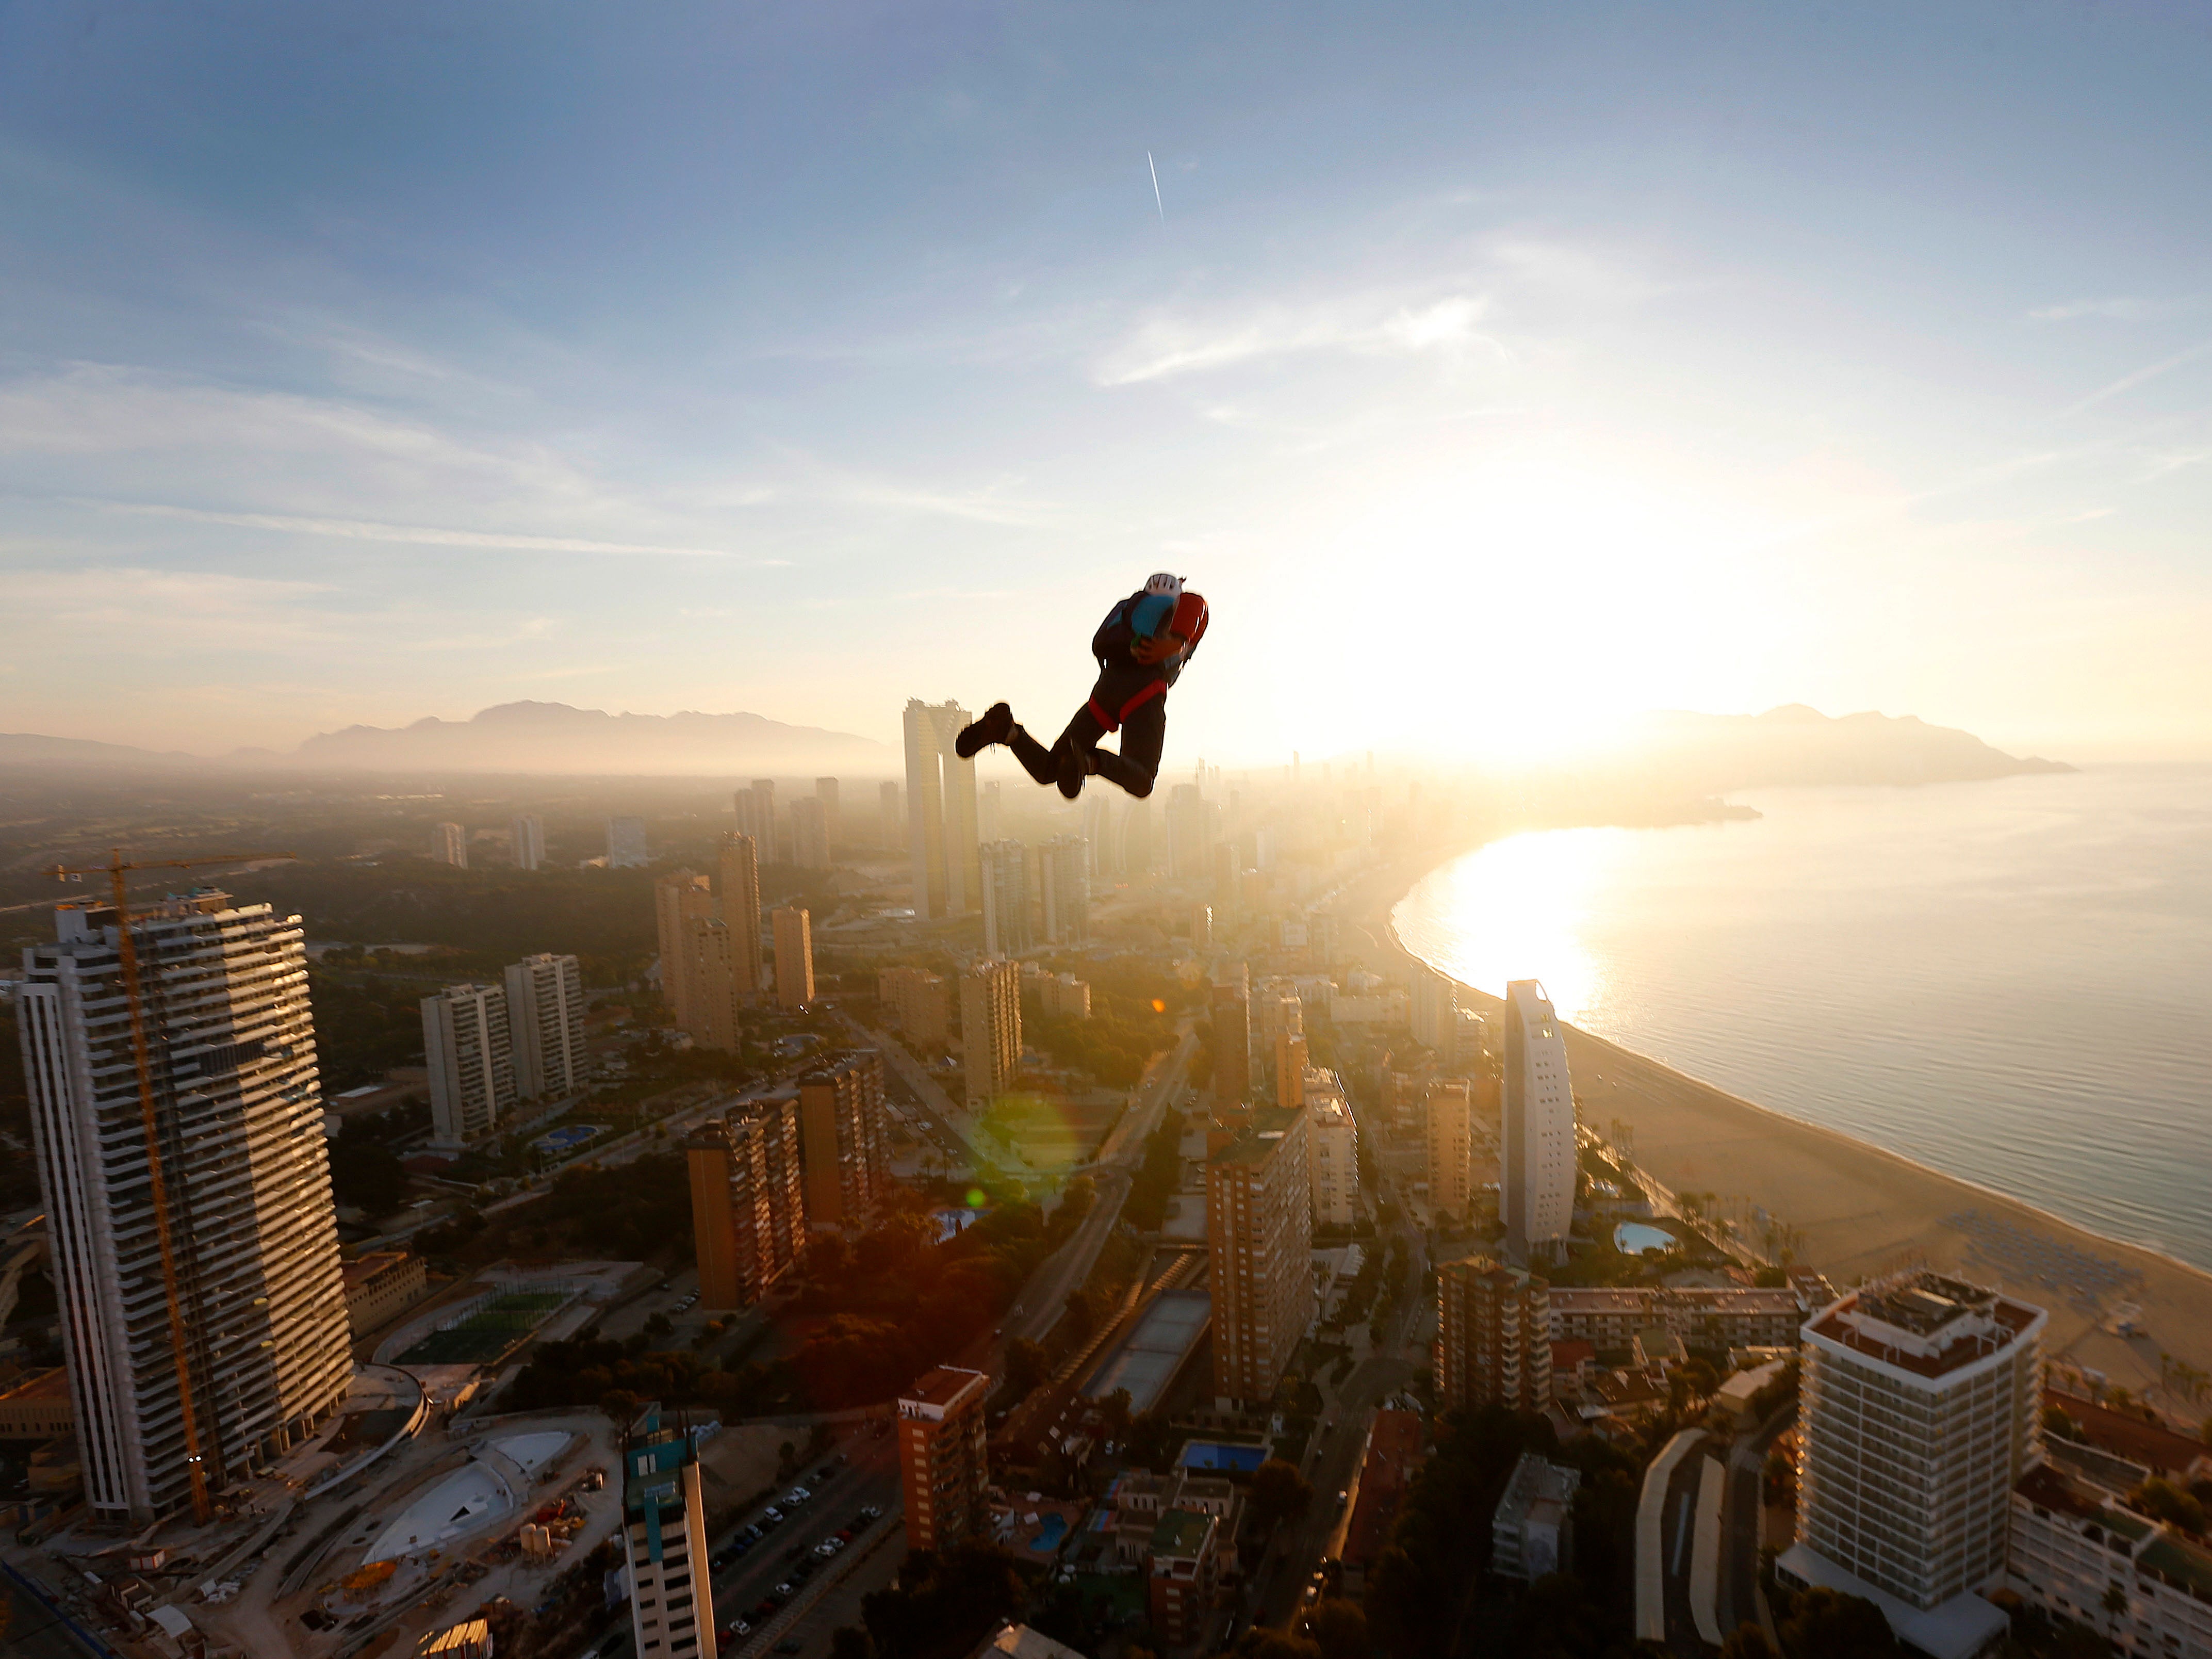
(1502, 979, 1575, 1264)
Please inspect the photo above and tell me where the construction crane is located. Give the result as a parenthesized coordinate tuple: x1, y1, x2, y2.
(49, 849, 296, 1525)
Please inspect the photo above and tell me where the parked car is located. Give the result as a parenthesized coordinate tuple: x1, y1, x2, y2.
(859, 1505, 881, 1521)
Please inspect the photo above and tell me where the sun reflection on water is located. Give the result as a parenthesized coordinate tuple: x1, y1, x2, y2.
(1395, 828, 1624, 1022)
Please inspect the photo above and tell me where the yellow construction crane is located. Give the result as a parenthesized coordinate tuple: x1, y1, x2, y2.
(49, 849, 296, 1525)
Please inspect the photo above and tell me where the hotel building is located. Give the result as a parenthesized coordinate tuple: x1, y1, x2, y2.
(897, 1367, 991, 1551)
(1206, 1104, 1314, 1408)
(798, 1051, 888, 1228)
(686, 1098, 806, 1309)
(959, 959, 1021, 1106)
(1501, 980, 1575, 1264)
(1435, 1257, 1550, 1413)
(623, 1405, 715, 1659)
(903, 700, 982, 919)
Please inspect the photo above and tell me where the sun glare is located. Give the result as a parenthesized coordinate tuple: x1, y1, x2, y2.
(1394, 826, 1625, 1019)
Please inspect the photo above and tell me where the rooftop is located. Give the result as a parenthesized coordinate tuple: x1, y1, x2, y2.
(1808, 1270, 2042, 1379)
(1209, 1105, 1305, 1168)
(900, 1365, 989, 1414)
(1151, 1507, 1216, 1560)
(2139, 1534, 2212, 1597)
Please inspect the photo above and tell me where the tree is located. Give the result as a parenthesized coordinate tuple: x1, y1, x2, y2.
(831, 1628, 873, 1659)
(599, 1388, 643, 1427)
(2132, 1477, 2207, 1533)
(1778, 1588, 1900, 1659)
(2102, 1583, 2129, 1639)
(1003, 1338, 1050, 1400)
(1305, 1598, 1369, 1659)
(1250, 1457, 1315, 1531)
(2041, 1404, 2083, 1442)
(1233, 1630, 1320, 1659)
(1720, 1623, 1779, 1659)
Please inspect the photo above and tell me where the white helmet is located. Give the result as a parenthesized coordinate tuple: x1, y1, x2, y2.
(1144, 572, 1185, 597)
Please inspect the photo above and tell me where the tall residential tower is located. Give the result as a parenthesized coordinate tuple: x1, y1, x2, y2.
(17, 892, 352, 1523)
(903, 699, 981, 919)
(1501, 980, 1574, 1264)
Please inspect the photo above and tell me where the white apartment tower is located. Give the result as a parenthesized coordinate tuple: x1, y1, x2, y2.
(433, 821, 468, 868)
(1501, 980, 1575, 1264)
(503, 953, 584, 1100)
(607, 816, 648, 869)
(17, 892, 353, 1523)
(422, 982, 517, 1145)
(734, 780, 777, 863)
(1039, 834, 1089, 944)
(1305, 1071, 1359, 1227)
(622, 1405, 716, 1659)
(959, 959, 1021, 1106)
(903, 700, 981, 919)
(979, 839, 1031, 957)
(510, 813, 546, 871)
(1781, 1272, 2045, 1655)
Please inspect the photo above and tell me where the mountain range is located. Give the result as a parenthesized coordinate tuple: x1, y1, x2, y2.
(0, 700, 2070, 785)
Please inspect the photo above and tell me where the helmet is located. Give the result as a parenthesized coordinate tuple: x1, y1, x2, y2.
(1144, 572, 1185, 597)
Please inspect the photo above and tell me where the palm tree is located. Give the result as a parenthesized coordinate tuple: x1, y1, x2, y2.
(2102, 1582, 2128, 1642)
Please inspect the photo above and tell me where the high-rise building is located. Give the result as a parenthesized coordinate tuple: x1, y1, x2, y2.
(1434, 1257, 1550, 1413)
(510, 814, 546, 871)
(1451, 1006, 1486, 1072)
(979, 839, 1031, 958)
(18, 892, 352, 1523)
(1410, 968, 1457, 1054)
(1209, 972, 1251, 1106)
(772, 906, 814, 1010)
(607, 816, 649, 868)
(654, 871, 715, 1033)
(878, 966, 951, 1047)
(503, 952, 584, 1099)
(1039, 835, 1089, 944)
(878, 779, 902, 847)
(1254, 982, 1302, 1092)
(1206, 1103, 1314, 1407)
(1212, 843, 1242, 913)
(434, 821, 468, 868)
(904, 699, 981, 919)
(897, 1366, 991, 1551)
(1425, 1078, 1473, 1221)
(423, 982, 517, 1145)
(622, 1404, 716, 1659)
(1080, 792, 1116, 877)
(814, 777, 840, 845)
(980, 779, 1003, 843)
(791, 796, 831, 870)
(1781, 1275, 2044, 1654)
(686, 1097, 805, 1309)
(734, 781, 777, 863)
(717, 832, 765, 997)
(1501, 980, 1574, 1264)
(1167, 784, 1210, 879)
(682, 917, 745, 1052)
(1305, 1073, 1358, 1227)
(798, 1050, 888, 1227)
(959, 959, 1021, 1105)
(1274, 1033, 1308, 1107)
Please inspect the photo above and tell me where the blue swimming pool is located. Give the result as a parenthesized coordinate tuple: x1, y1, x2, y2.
(1179, 1442, 1269, 1474)
(1614, 1221, 1676, 1255)
(1028, 1515, 1069, 1551)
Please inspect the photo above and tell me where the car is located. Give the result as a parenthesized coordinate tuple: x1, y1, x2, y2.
(859, 1505, 881, 1521)
(763, 1506, 783, 1523)
(813, 1542, 838, 1558)
(774, 1581, 796, 1597)
(794, 1560, 816, 1580)
(734, 1622, 752, 1637)
(1336, 1489, 1349, 1508)
(752, 1601, 779, 1620)
(787, 1486, 811, 1503)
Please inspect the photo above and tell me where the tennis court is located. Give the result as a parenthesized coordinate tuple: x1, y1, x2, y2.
(397, 1291, 571, 1366)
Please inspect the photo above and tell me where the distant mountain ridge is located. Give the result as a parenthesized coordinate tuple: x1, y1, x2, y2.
(1629, 705, 2073, 789)
(290, 700, 892, 774)
(1, 700, 893, 776)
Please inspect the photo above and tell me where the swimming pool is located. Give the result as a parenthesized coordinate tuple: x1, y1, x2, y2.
(1613, 1221, 1676, 1255)
(1028, 1515, 1069, 1551)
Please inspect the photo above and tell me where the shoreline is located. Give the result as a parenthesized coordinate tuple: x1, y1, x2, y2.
(1343, 842, 2212, 1399)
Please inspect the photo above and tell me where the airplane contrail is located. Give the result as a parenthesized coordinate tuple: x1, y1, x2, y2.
(1147, 150, 1165, 226)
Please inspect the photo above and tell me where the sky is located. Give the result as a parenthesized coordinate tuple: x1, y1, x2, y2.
(4, 1, 2211, 767)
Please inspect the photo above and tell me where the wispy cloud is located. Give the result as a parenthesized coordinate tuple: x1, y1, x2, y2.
(1096, 290, 1501, 385)
(2058, 340, 2212, 417)
(2030, 296, 2197, 323)
(86, 500, 757, 559)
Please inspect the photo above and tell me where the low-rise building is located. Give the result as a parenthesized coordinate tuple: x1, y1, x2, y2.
(340, 1250, 430, 1339)
(2008, 1461, 2212, 1657)
(1492, 1451, 1580, 1581)
(1547, 1286, 1800, 1351)
(1147, 1508, 1221, 1645)
(0, 1369, 73, 1440)
(1342, 1409, 1425, 1593)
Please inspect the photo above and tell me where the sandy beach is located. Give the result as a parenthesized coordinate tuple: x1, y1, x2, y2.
(1334, 846, 2212, 1404)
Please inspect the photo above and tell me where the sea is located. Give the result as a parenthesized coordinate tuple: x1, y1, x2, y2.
(1390, 765, 2212, 1272)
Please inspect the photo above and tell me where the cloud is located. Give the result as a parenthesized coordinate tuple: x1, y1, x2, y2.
(2029, 297, 2196, 323)
(2057, 340, 2212, 417)
(4, 565, 342, 650)
(1095, 289, 1500, 385)
(86, 501, 754, 559)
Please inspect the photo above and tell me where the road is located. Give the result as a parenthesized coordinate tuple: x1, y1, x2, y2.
(1718, 1403, 1795, 1642)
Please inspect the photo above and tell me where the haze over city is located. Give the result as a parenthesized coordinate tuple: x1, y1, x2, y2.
(6, 4, 2212, 762)
(5, 11, 2212, 1659)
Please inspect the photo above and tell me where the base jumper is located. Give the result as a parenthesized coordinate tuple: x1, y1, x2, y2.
(956, 572, 1209, 800)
